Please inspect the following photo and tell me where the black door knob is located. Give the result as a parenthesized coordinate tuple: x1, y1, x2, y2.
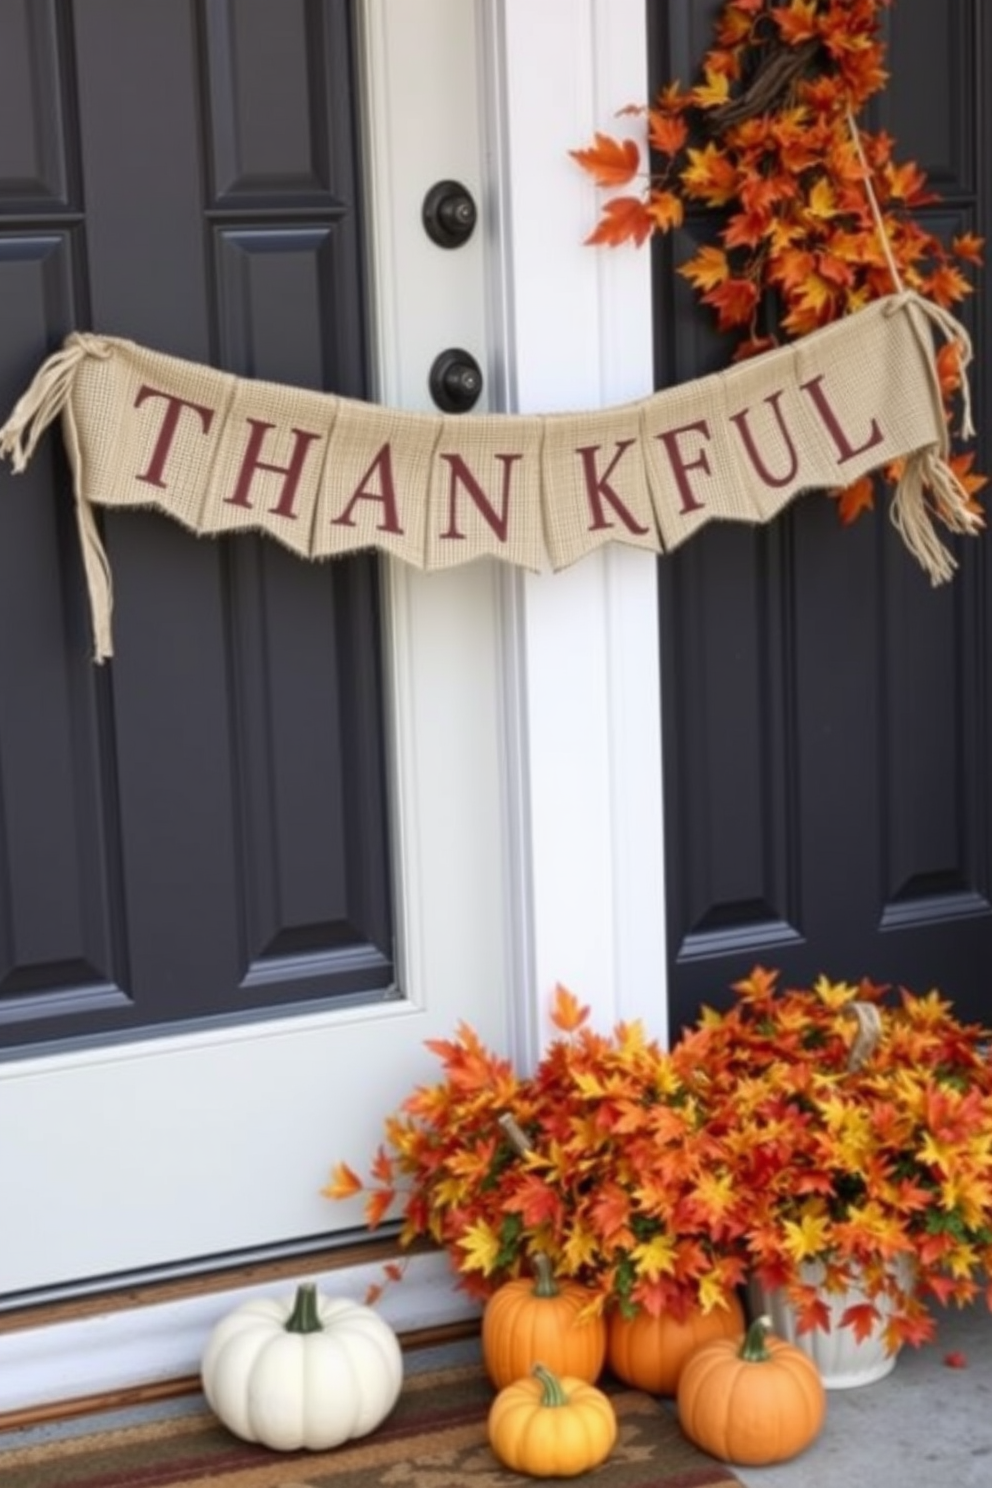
(429, 349, 484, 413)
(422, 180, 478, 248)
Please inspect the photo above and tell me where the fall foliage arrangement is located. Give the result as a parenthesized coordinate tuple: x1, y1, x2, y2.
(328, 971, 992, 1356)
(571, 0, 986, 529)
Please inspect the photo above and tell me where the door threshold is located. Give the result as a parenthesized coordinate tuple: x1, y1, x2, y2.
(0, 1246, 480, 1420)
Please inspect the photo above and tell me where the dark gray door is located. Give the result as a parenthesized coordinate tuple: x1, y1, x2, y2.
(650, 0, 992, 1033)
(0, 0, 393, 1052)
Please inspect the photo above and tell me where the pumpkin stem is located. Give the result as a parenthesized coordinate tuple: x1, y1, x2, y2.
(284, 1282, 324, 1334)
(530, 1252, 560, 1299)
(739, 1314, 774, 1362)
(532, 1363, 569, 1407)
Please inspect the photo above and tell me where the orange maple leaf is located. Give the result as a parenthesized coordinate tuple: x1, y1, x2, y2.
(884, 158, 937, 208)
(655, 81, 688, 113)
(502, 1172, 562, 1227)
(370, 1145, 395, 1185)
(647, 190, 685, 233)
(724, 207, 772, 251)
(590, 1183, 634, 1247)
(551, 983, 590, 1032)
(740, 174, 793, 215)
(770, 247, 816, 295)
(570, 133, 641, 188)
(323, 1162, 363, 1200)
(947, 452, 988, 506)
(365, 1188, 396, 1228)
(922, 262, 974, 308)
(585, 195, 656, 249)
(773, 0, 820, 45)
(833, 475, 875, 526)
(701, 275, 760, 332)
(952, 232, 985, 265)
(678, 244, 729, 294)
(648, 111, 688, 158)
(715, 8, 753, 48)
(817, 250, 855, 289)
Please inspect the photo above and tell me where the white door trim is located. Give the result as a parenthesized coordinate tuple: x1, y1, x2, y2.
(484, 0, 667, 1058)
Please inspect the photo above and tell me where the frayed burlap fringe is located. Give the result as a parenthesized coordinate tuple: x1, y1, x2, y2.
(0, 291, 981, 662)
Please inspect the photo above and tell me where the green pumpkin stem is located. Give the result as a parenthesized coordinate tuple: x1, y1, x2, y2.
(531, 1252, 560, 1299)
(532, 1363, 569, 1407)
(284, 1282, 324, 1334)
(739, 1314, 773, 1362)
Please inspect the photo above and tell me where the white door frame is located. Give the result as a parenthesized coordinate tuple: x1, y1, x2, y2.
(0, 0, 666, 1413)
(484, 0, 667, 1060)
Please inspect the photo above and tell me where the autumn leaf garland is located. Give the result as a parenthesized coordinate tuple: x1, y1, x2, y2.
(571, 0, 986, 527)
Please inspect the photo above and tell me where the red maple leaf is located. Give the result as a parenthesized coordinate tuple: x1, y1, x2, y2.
(840, 1301, 882, 1343)
(502, 1173, 562, 1228)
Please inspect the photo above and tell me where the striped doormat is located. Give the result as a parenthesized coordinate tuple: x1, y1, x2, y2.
(0, 1362, 744, 1488)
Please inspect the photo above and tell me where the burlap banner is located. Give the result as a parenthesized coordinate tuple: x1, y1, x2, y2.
(0, 289, 981, 662)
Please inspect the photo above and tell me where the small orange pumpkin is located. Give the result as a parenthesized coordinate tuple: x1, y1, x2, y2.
(487, 1364, 617, 1478)
(676, 1314, 826, 1466)
(606, 1289, 745, 1395)
(482, 1254, 606, 1389)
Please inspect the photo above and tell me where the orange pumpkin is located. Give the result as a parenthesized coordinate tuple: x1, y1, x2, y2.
(676, 1314, 826, 1466)
(487, 1364, 617, 1478)
(606, 1290, 745, 1395)
(482, 1254, 606, 1389)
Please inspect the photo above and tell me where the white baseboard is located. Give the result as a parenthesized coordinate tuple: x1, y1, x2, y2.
(0, 1252, 479, 1416)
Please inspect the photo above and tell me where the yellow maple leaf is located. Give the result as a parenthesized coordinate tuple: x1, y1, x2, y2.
(631, 1232, 678, 1281)
(782, 1209, 833, 1262)
(457, 1219, 504, 1275)
(691, 66, 732, 110)
(807, 177, 839, 219)
(561, 1222, 603, 1274)
(690, 1169, 738, 1223)
(573, 1068, 610, 1099)
(681, 142, 737, 206)
(678, 244, 729, 293)
(433, 1175, 471, 1209)
(697, 1269, 738, 1315)
(813, 975, 859, 1009)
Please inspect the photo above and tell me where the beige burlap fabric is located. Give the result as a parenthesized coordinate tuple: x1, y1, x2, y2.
(0, 289, 980, 661)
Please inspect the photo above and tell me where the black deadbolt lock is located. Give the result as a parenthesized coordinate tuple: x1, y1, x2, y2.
(429, 348, 484, 414)
(422, 179, 478, 249)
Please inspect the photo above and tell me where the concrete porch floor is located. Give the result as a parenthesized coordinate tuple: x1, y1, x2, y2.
(731, 1302, 991, 1488)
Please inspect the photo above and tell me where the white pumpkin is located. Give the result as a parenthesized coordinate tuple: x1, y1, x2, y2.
(201, 1282, 404, 1451)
